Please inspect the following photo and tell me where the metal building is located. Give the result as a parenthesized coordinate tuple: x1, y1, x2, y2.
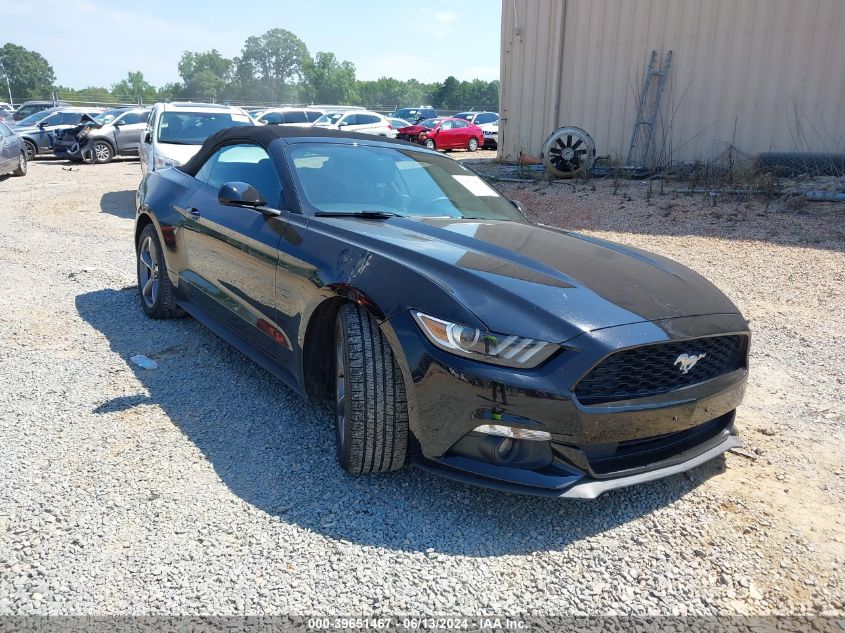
(499, 0, 845, 166)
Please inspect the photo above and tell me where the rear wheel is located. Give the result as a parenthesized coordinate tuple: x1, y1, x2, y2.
(334, 304, 409, 474)
(12, 152, 26, 177)
(467, 137, 479, 152)
(136, 224, 183, 319)
(23, 140, 36, 161)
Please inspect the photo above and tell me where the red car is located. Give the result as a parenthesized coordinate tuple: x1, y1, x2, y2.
(396, 117, 483, 152)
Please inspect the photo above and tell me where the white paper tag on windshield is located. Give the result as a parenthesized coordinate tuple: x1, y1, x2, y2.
(453, 174, 498, 197)
(232, 114, 250, 123)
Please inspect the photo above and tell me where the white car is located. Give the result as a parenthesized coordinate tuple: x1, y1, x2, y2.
(139, 102, 255, 174)
(454, 111, 499, 148)
(312, 110, 396, 137)
(255, 107, 324, 127)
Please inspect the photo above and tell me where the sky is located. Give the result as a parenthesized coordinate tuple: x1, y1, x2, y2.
(0, 0, 502, 89)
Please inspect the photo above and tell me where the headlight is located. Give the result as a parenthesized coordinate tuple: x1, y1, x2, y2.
(412, 312, 557, 368)
(154, 154, 182, 170)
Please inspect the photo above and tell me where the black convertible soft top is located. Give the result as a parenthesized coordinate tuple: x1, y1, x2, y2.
(179, 125, 414, 176)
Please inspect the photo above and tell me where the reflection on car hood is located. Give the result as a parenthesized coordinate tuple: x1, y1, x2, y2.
(319, 217, 741, 342)
(155, 143, 204, 165)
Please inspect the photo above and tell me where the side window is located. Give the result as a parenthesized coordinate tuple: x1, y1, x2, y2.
(342, 114, 357, 126)
(41, 113, 62, 126)
(440, 120, 454, 130)
(60, 112, 83, 125)
(200, 144, 283, 208)
(452, 120, 468, 128)
(306, 111, 322, 122)
(119, 112, 146, 125)
(262, 112, 283, 125)
(284, 110, 308, 124)
(0, 123, 10, 137)
(476, 113, 497, 125)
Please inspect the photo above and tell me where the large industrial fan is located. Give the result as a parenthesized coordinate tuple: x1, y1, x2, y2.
(541, 126, 596, 178)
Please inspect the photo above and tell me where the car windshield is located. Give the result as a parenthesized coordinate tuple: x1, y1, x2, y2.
(287, 143, 524, 221)
(314, 112, 344, 125)
(419, 118, 441, 129)
(453, 113, 473, 120)
(394, 108, 422, 119)
(15, 110, 52, 127)
(95, 109, 125, 125)
(157, 111, 252, 144)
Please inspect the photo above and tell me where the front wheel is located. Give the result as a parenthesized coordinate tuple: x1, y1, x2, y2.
(136, 224, 183, 319)
(93, 141, 114, 164)
(334, 304, 409, 474)
(12, 152, 26, 177)
(467, 137, 479, 152)
(23, 140, 36, 161)
(424, 139, 436, 150)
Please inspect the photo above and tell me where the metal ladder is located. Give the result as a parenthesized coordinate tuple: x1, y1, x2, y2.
(626, 50, 673, 169)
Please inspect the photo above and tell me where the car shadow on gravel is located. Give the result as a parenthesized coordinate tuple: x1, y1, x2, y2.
(100, 190, 136, 219)
(77, 287, 727, 557)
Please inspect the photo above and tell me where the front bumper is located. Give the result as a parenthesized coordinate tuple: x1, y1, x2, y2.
(382, 311, 749, 497)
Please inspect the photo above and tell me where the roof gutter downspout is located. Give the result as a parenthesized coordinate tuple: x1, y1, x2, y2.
(551, 0, 567, 133)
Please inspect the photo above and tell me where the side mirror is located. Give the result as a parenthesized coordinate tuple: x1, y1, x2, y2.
(218, 182, 280, 216)
(337, 121, 348, 127)
(509, 199, 526, 214)
(38, 122, 47, 128)
(143, 131, 151, 144)
(113, 120, 123, 126)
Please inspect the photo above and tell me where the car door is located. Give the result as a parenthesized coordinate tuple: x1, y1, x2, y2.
(113, 110, 147, 153)
(436, 120, 459, 149)
(451, 119, 472, 147)
(0, 123, 14, 172)
(179, 143, 289, 357)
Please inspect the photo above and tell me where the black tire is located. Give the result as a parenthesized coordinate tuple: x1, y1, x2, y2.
(424, 139, 436, 150)
(136, 224, 183, 319)
(23, 140, 36, 161)
(467, 137, 479, 152)
(12, 152, 26, 177)
(334, 304, 409, 474)
(93, 140, 114, 164)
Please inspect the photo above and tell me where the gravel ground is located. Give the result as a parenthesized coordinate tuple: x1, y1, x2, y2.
(0, 157, 843, 618)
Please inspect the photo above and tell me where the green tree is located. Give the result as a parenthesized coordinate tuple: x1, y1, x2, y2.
(304, 52, 358, 104)
(0, 43, 55, 101)
(178, 49, 232, 100)
(111, 71, 158, 103)
(234, 29, 310, 102)
(431, 76, 460, 109)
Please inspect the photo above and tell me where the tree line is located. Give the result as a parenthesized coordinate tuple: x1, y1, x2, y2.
(1, 31, 499, 110)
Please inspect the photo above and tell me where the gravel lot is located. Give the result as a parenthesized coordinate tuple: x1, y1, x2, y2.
(0, 157, 843, 618)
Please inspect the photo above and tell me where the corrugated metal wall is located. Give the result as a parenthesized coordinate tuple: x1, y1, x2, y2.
(500, 0, 845, 165)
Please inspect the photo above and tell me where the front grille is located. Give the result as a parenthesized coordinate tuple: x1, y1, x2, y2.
(582, 412, 734, 476)
(574, 335, 746, 405)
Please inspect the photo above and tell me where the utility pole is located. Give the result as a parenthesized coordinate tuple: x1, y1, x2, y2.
(0, 60, 12, 106)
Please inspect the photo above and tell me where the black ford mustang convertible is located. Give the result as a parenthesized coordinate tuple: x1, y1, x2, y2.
(135, 126, 749, 498)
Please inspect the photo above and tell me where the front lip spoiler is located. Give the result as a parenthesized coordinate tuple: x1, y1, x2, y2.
(413, 434, 741, 499)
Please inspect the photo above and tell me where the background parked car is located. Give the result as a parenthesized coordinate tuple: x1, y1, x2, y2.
(139, 102, 255, 174)
(12, 100, 69, 121)
(396, 117, 483, 152)
(54, 107, 151, 163)
(391, 106, 437, 124)
(255, 107, 324, 127)
(388, 117, 411, 131)
(313, 110, 395, 137)
(12, 107, 104, 160)
(0, 122, 27, 177)
(454, 111, 499, 148)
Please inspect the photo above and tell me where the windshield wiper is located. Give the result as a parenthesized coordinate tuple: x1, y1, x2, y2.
(314, 210, 404, 219)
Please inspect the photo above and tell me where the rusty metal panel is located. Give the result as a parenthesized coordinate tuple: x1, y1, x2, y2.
(500, 0, 845, 164)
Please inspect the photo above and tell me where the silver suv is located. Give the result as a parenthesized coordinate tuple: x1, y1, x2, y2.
(53, 107, 151, 163)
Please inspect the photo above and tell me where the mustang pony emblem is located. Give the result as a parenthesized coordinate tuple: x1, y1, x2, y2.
(674, 353, 706, 374)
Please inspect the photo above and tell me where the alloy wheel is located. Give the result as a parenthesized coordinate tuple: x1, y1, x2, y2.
(24, 142, 35, 161)
(94, 142, 111, 163)
(18, 154, 26, 175)
(138, 236, 160, 308)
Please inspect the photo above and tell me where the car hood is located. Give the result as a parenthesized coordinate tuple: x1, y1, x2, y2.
(398, 125, 428, 134)
(321, 217, 741, 343)
(155, 143, 203, 165)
